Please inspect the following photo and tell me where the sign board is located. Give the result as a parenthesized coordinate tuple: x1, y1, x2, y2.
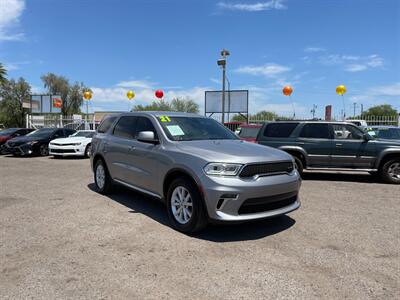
(205, 90, 249, 114)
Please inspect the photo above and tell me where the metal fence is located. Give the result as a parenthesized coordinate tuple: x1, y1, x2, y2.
(26, 114, 100, 130)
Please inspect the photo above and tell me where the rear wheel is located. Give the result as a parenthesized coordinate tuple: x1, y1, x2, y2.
(380, 159, 400, 184)
(94, 159, 114, 194)
(166, 177, 207, 233)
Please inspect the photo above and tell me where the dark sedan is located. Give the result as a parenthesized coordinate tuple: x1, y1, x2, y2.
(0, 128, 34, 154)
(5, 128, 76, 156)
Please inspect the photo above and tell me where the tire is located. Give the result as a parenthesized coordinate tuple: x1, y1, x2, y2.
(94, 159, 114, 194)
(166, 177, 208, 233)
(293, 156, 304, 175)
(84, 144, 92, 158)
(380, 159, 400, 184)
(39, 144, 49, 156)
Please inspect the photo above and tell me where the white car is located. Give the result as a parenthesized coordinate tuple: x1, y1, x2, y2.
(49, 130, 95, 158)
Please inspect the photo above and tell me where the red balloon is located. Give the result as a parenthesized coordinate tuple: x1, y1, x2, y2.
(155, 90, 164, 99)
(282, 86, 293, 96)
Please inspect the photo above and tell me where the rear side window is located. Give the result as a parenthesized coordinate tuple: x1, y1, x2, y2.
(239, 127, 260, 138)
(113, 116, 137, 139)
(98, 116, 117, 133)
(263, 123, 299, 138)
(300, 124, 331, 139)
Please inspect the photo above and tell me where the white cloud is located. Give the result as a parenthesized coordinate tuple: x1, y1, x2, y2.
(369, 82, 400, 97)
(312, 52, 385, 72)
(3, 60, 30, 71)
(304, 47, 326, 53)
(345, 64, 368, 72)
(116, 80, 155, 89)
(0, 0, 25, 41)
(217, 0, 287, 12)
(235, 63, 290, 77)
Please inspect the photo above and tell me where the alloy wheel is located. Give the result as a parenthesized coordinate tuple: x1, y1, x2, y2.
(387, 162, 400, 180)
(96, 164, 106, 189)
(171, 186, 193, 224)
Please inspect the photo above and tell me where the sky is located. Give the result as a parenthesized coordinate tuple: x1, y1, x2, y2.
(1, 0, 399, 118)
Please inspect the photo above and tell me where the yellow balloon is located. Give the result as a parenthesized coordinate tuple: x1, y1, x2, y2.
(127, 90, 135, 100)
(336, 85, 346, 95)
(83, 91, 92, 100)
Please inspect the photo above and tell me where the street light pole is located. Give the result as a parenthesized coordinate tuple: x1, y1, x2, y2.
(218, 49, 230, 124)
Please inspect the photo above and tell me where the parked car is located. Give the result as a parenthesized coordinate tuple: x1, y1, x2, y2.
(237, 124, 263, 143)
(49, 130, 95, 158)
(91, 112, 301, 233)
(367, 126, 400, 140)
(5, 127, 76, 156)
(346, 119, 368, 129)
(0, 128, 34, 154)
(256, 121, 400, 184)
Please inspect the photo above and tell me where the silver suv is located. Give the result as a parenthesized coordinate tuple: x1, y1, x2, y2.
(91, 112, 301, 233)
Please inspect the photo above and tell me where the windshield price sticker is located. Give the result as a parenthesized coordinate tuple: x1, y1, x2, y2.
(166, 125, 185, 136)
(159, 116, 171, 122)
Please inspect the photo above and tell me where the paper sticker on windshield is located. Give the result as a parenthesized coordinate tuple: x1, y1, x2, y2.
(159, 116, 171, 122)
(166, 125, 185, 136)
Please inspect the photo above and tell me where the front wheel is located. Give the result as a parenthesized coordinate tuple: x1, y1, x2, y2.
(39, 144, 49, 156)
(293, 156, 304, 175)
(380, 159, 400, 184)
(84, 144, 92, 158)
(166, 177, 208, 233)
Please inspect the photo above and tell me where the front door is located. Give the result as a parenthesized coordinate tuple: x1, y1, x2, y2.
(297, 123, 333, 167)
(331, 123, 376, 168)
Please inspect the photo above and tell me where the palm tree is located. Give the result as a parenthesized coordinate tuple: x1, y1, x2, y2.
(0, 63, 7, 85)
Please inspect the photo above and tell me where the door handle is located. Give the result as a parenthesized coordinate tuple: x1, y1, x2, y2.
(103, 142, 109, 153)
(298, 142, 305, 145)
(336, 143, 343, 147)
(129, 146, 136, 152)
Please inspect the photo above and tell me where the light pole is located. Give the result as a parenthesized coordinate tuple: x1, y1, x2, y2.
(217, 49, 230, 124)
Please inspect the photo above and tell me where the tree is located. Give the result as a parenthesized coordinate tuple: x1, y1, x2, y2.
(0, 63, 7, 85)
(0, 78, 31, 127)
(362, 104, 398, 117)
(41, 73, 89, 116)
(170, 97, 199, 113)
(231, 110, 279, 122)
(132, 97, 199, 113)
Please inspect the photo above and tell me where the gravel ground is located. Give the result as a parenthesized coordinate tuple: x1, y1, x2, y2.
(0, 155, 399, 299)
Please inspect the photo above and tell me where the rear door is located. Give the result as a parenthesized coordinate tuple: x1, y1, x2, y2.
(297, 123, 333, 167)
(331, 123, 376, 168)
(257, 122, 299, 148)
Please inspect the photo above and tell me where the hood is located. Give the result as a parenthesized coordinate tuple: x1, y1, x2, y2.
(176, 139, 292, 164)
(51, 136, 89, 144)
(7, 135, 48, 145)
(371, 139, 400, 147)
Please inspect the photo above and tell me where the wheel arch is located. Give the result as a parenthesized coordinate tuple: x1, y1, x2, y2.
(278, 146, 308, 167)
(376, 150, 400, 170)
(163, 168, 205, 203)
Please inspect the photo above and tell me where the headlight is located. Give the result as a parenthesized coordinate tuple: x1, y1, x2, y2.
(72, 143, 81, 146)
(204, 163, 243, 176)
(27, 141, 39, 145)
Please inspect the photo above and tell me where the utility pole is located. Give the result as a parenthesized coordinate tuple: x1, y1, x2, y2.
(361, 103, 364, 116)
(311, 104, 317, 119)
(217, 49, 230, 124)
(353, 102, 357, 117)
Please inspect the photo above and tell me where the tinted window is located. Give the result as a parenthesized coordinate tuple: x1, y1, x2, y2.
(65, 129, 76, 136)
(136, 117, 157, 138)
(157, 116, 237, 141)
(98, 116, 117, 133)
(26, 128, 56, 138)
(333, 124, 363, 140)
(238, 127, 261, 138)
(113, 116, 137, 139)
(0, 128, 18, 136)
(263, 123, 299, 138)
(300, 124, 331, 139)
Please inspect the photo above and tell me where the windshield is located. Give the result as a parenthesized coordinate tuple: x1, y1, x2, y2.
(0, 128, 17, 136)
(238, 127, 261, 138)
(369, 128, 400, 140)
(72, 131, 95, 138)
(26, 128, 56, 138)
(157, 116, 238, 141)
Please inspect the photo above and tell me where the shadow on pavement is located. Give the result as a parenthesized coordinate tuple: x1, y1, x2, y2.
(87, 183, 296, 242)
(301, 171, 381, 184)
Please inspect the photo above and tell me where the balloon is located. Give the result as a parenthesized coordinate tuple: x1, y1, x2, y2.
(336, 85, 346, 95)
(127, 90, 135, 100)
(83, 91, 92, 100)
(155, 90, 164, 99)
(282, 86, 293, 96)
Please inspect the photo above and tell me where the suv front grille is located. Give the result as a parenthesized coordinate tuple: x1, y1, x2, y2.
(239, 161, 294, 178)
(238, 192, 297, 215)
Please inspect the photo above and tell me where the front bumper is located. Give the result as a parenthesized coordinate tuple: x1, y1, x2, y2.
(49, 144, 85, 156)
(200, 171, 301, 222)
(5, 144, 35, 155)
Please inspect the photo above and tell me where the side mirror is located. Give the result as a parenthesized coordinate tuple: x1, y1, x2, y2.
(137, 131, 159, 144)
(363, 133, 372, 141)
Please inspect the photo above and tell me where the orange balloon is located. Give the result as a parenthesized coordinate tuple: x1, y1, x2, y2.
(282, 86, 293, 96)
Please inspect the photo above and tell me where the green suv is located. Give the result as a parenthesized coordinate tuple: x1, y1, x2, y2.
(256, 121, 400, 184)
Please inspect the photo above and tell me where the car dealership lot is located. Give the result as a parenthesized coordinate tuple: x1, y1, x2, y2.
(1, 156, 399, 299)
